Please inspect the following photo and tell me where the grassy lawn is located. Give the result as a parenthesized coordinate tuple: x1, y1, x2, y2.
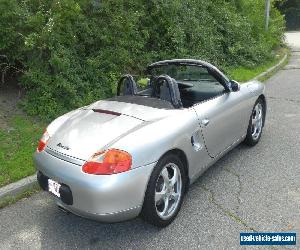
(0, 116, 44, 187)
(227, 48, 288, 82)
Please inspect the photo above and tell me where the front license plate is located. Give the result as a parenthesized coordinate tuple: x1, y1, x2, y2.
(48, 179, 61, 197)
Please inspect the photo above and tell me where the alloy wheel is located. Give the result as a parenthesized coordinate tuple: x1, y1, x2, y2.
(155, 163, 182, 220)
(251, 103, 263, 140)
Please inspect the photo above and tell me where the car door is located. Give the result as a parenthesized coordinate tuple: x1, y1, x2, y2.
(190, 68, 247, 158)
(193, 92, 246, 157)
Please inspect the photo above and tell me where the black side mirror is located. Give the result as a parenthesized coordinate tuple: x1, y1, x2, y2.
(229, 80, 240, 92)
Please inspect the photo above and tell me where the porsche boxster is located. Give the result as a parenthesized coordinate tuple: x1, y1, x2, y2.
(34, 59, 266, 227)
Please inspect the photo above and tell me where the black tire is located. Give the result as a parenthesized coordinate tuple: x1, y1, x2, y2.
(141, 153, 187, 227)
(244, 98, 265, 146)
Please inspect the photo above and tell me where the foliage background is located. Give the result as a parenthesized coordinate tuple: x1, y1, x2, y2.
(275, 0, 300, 30)
(0, 0, 285, 119)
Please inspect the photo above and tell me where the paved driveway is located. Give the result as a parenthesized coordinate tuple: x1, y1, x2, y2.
(0, 33, 299, 249)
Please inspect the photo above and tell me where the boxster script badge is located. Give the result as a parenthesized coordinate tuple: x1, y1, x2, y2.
(57, 143, 70, 150)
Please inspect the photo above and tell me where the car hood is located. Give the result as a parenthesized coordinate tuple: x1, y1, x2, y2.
(46, 100, 175, 161)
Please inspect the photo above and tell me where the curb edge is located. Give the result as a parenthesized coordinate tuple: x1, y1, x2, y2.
(0, 174, 37, 201)
(253, 53, 288, 81)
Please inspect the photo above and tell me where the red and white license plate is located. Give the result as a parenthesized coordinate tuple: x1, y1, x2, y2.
(48, 179, 61, 197)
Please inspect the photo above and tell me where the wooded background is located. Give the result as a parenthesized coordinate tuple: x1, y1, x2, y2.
(0, 0, 285, 119)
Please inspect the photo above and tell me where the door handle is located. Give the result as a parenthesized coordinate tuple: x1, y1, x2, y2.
(201, 119, 210, 127)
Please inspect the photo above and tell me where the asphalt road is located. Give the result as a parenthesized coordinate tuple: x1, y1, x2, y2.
(0, 33, 299, 250)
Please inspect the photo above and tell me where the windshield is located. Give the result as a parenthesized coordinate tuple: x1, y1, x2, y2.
(148, 65, 217, 82)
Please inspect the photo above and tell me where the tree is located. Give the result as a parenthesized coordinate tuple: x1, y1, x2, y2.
(275, 0, 300, 30)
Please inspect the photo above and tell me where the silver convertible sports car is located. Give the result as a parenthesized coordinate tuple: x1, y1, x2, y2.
(34, 59, 266, 227)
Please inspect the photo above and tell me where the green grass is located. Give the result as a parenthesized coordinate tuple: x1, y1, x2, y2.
(227, 48, 288, 82)
(0, 116, 44, 187)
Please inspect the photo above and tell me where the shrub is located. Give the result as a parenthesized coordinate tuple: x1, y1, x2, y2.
(0, 0, 285, 119)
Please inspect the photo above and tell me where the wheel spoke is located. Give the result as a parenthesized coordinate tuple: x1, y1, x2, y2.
(257, 104, 263, 118)
(155, 189, 166, 203)
(258, 111, 262, 120)
(252, 117, 257, 126)
(252, 120, 258, 133)
(255, 122, 259, 131)
(169, 167, 178, 187)
(170, 191, 179, 201)
(161, 168, 169, 185)
(160, 197, 169, 216)
(253, 123, 259, 135)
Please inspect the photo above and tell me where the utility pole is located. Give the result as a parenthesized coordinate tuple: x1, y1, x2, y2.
(265, 0, 271, 31)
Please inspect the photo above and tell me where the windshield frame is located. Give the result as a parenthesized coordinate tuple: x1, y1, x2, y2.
(146, 59, 230, 91)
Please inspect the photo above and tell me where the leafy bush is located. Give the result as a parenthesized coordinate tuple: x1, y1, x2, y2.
(0, 0, 285, 119)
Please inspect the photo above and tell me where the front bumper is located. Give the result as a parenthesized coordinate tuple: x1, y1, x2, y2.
(34, 150, 156, 222)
